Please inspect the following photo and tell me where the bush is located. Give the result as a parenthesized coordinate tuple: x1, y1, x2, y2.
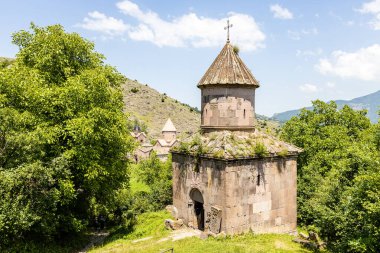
(254, 142, 268, 157)
(130, 87, 139, 93)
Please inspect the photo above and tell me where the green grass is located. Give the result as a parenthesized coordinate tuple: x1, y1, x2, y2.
(90, 211, 314, 253)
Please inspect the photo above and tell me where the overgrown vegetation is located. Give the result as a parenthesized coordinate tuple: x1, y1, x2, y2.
(0, 24, 134, 250)
(113, 152, 173, 230)
(281, 100, 380, 252)
(254, 142, 269, 157)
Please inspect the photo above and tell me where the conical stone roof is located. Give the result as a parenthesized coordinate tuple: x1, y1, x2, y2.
(198, 42, 259, 88)
(162, 118, 177, 132)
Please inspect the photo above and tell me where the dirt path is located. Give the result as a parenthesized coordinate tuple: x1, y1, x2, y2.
(78, 228, 201, 252)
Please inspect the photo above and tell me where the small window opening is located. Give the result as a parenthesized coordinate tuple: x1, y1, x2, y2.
(205, 109, 207, 116)
(243, 109, 246, 119)
(257, 174, 260, 186)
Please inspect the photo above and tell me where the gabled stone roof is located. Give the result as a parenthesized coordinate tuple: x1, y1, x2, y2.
(130, 132, 147, 138)
(156, 139, 178, 147)
(162, 118, 177, 132)
(198, 42, 260, 88)
(171, 130, 302, 160)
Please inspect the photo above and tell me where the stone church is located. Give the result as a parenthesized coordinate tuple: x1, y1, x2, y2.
(171, 37, 301, 235)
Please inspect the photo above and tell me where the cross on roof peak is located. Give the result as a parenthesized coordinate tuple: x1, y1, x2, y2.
(224, 19, 233, 43)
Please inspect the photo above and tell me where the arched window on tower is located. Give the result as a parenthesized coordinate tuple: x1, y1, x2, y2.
(243, 109, 246, 119)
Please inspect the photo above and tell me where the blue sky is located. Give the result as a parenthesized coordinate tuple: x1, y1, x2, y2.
(1, 0, 380, 116)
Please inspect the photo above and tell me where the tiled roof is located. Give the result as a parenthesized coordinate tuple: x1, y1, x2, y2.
(198, 42, 259, 88)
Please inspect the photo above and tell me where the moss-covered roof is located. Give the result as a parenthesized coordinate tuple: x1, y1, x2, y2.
(171, 130, 302, 160)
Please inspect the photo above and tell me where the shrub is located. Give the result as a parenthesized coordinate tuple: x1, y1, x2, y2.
(254, 142, 269, 157)
(130, 87, 139, 93)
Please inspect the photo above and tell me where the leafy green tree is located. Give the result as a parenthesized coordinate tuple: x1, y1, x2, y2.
(136, 153, 173, 210)
(0, 24, 134, 245)
(281, 100, 380, 252)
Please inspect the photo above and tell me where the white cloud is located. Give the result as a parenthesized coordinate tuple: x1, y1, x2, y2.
(270, 4, 293, 20)
(326, 82, 336, 88)
(77, 11, 129, 36)
(299, 83, 318, 93)
(358, 0, 380, 30)
(316, 44, 380, 81)
(359, 0, 380, 13)
(296, 48, 323, 58)
(288, 28, 318, 40)
(112, 0, 265, 51)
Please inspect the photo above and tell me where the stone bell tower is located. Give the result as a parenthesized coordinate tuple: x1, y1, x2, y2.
(198, 41, 259, 132)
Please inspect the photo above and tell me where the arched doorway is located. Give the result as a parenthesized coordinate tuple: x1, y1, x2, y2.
(190, 188, 204, 231)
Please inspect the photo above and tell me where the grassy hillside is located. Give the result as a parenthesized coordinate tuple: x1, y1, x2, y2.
(90, 210, 313, 253)
(0, 57, 14, 68)
(122, 79, 201, 138)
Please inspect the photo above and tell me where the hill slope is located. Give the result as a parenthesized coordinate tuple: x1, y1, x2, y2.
(122, 79, 281, 138)
(122, 80, 201, 138)
(272, 90, 380, 123)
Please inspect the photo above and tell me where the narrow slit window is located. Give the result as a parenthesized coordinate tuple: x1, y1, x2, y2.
(243, 109, 246, 118)
(257, 174, 260, 186)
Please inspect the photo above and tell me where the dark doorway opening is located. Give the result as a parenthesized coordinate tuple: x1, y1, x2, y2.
(190, 188, 204, 231)
(194, 201, 204, 231)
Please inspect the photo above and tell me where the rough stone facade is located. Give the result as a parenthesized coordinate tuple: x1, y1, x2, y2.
(172, 153, 297, 234)
(201, 87, 256, 131)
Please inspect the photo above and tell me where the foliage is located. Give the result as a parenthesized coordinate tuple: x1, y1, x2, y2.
(130, 87, 139, 93)
(0, 24, 134, 246)
(126, 117, 148, 133)
(281, 100, 380, 252)
(136, 153, 173, 210)
(254, 142, 269, 157)
(113, 153, 173, 230)
(233, 45, 240, 54)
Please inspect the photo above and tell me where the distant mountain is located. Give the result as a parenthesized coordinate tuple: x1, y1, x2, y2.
(272, 90, 380, 123)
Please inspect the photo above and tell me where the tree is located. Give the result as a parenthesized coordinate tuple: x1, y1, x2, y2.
(0, 24, 134, 245)
(136, 153, 173, 210)
(281, 100, 380, 252)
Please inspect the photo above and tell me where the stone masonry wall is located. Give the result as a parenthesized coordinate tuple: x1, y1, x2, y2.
(172, 153, 227, 231)
(224, 157, 297, 234)
(173, 153, 297, 235)
(201, 87, 256, 129)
